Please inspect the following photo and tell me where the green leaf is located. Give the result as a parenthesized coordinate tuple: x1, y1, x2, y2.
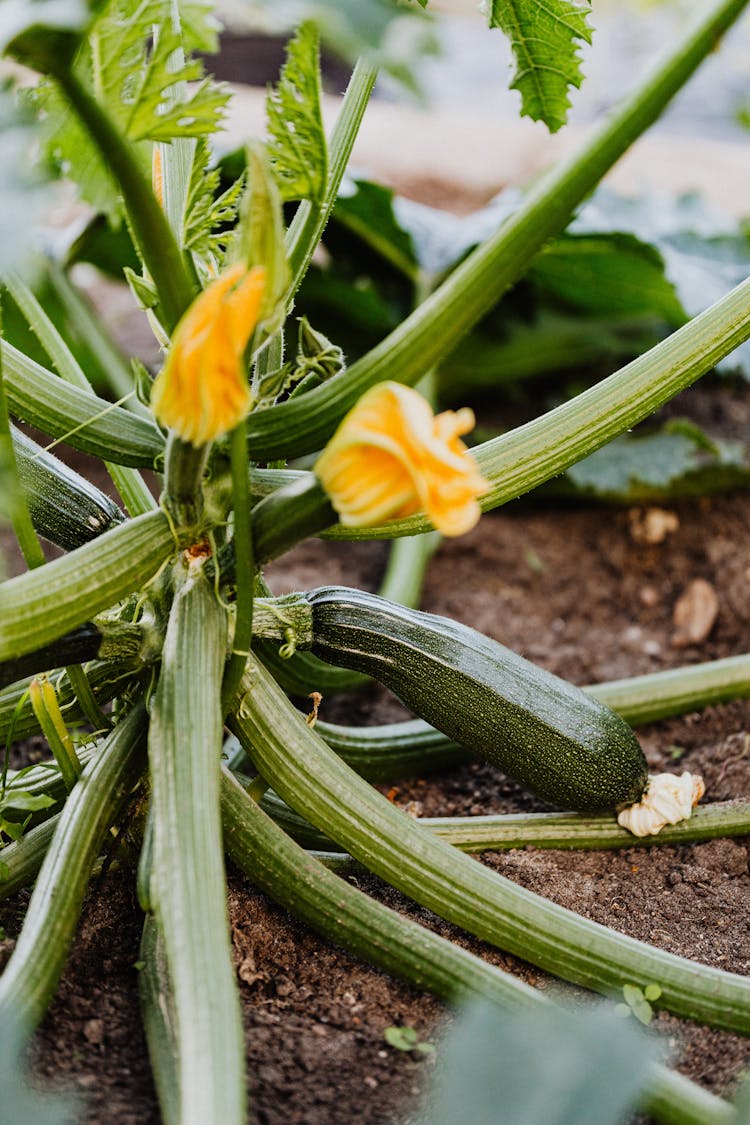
(384, 1025, 428, 1051)
(487, 0, 592, 133)
(0, 1015, 77, 1122)
(419, 1001, 652, 1125)
(560, 424, 750, 504)
(183, 140, 245, 260)
(0, 818, 24, 841)
(92, 0, 225, 142)
(621, 984, 644, 1008)
(531, 233, 685, 323)
(644, 984, 663, 1002)
(0, 89, 53, 278)
(32, 0, 228, 221)
(267, 23, 327, 204)
(334, 179, 418, 280)
(570, 188, 750, 375)
(631, 1000, 654, 1026)
(0, 790, 57, 815)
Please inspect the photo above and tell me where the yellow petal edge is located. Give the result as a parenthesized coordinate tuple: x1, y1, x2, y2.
(151, 263, 266, 447)
(315, 381, 489, 537)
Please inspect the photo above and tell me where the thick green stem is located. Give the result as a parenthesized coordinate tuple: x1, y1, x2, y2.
(220, 770, 734, 1125)
(0, 308, 46, 570)
(421, 801, 750, 853)
(285, 59, 378, 300)
(252, 473, 335, 564)
(586, 653, 750, 725)
(0, 509, 178, 663)
(162, 435, 207, 534)
(378, 531, 441, 608)
(230, 657, 750, 1034)
(47, 260, 141, 404)
(255, 786, 750, 856)
(244, 0, 750, 462)
(0, 816, 58, 899)
(139, 915, 180, 1125)
(5, 272, 155, 517)
(222, 421, 253, 712)
(148, 563, 245, 1124)
(51, 71, 195, 332)
(2, 339, 163, 467)
(0, 705, 147, 1030)
(0, 662, 138, 745)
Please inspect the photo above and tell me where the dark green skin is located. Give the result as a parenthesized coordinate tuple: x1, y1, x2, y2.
(307, 586, 648, 813)
(14, 427, 124, 550)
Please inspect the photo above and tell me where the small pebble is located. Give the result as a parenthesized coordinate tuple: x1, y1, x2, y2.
(83, 1018, 104, 1046)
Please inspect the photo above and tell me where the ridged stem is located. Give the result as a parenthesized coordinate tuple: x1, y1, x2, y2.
(285, 59, 378, 300)
(230, 657, 750, 1034)
(51, 70, 195, 332)
(0, 305, 46, 570)
(0, 510, 177, 662)
(139, 915, 180, 1125)
(220, 770, 734, 1125)
(0, 662, 138, 745)
(46, 260, 140, 404)
(0, 816, 58, 899)
(2, 339, 163, 467)
(378, 531, 441, 608)
(420, 802, 750, 852)
(148, 563, 245, 1124)
(5, 272, 155, 517)
(0, 705, 147, 1029)
(222, 421, 253, 712)
(252, 473, 335, 565)
(253, 789, 750, 856)
(244, 0, 750, 462)
(162, 435, 207, 534)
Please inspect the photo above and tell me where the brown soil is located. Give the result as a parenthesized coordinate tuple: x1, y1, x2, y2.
(5, 380, 750, 1121)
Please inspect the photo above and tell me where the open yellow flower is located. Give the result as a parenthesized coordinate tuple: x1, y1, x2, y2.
(315, 382, 488, 536)
(151, 263, 266, 447)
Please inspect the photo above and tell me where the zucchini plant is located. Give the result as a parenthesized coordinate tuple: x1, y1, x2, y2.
(2, 0, 750, 1121)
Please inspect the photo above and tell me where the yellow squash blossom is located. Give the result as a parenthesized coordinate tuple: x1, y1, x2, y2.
(151, 263, 266, 447)
(315, 381, 489, 537)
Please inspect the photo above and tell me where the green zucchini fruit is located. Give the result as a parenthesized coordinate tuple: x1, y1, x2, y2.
(306, 586, 648, 813)
(13, 426, 124, 549)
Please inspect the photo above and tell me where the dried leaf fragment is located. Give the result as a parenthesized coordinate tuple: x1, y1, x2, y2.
(671, 578, 719, 647)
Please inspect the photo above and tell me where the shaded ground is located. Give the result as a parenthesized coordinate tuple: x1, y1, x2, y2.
(3, 379, 750, 1121)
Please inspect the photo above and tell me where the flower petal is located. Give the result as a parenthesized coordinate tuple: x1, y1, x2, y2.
(151, 264, 266, 446)
(315, 381, 488, 536)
